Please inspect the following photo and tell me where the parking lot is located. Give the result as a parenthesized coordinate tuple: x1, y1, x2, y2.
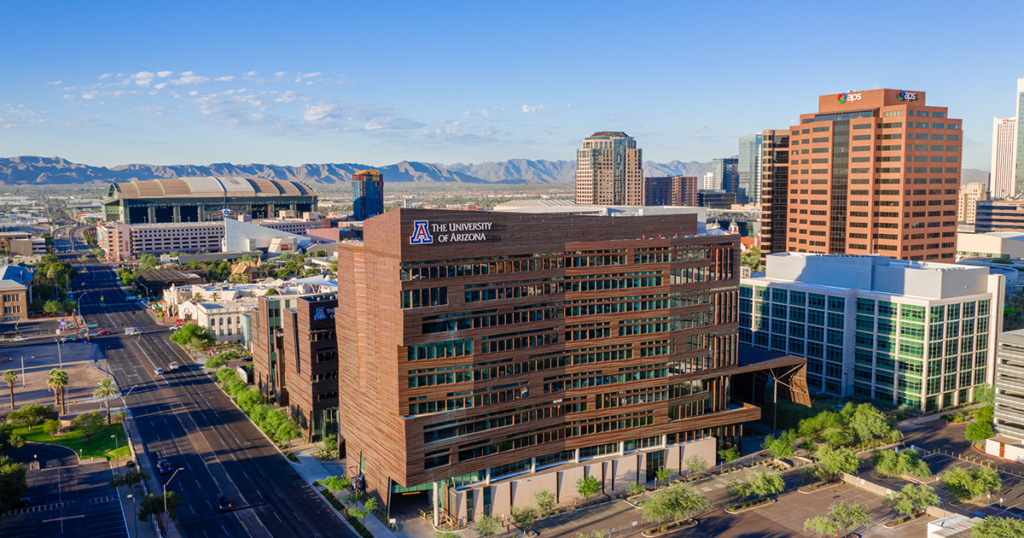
(0, 460, 128, 538)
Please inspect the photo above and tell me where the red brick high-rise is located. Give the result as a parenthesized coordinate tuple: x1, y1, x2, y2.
(761, 89, 961, 261)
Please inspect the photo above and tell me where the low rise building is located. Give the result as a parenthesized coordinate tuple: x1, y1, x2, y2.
(10, 238, 46, 256)
(958, 183, 988, 225)
(976, 199, 1024, 232)
(956, 232, 1024, 260)
(195, 302, 251, 343)
(741, 253, 1004, 412)
(0, 265, 32, 321)
(987, 329, 1024, 462)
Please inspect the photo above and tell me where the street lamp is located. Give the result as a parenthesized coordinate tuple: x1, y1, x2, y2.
(127, 494, 137, 537)
(20, 356, 24, 387)
(164, 468, 184, 518)
(111, 434, 118, 467)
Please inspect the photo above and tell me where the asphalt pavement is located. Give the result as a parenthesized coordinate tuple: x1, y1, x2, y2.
(53, 231, 351, 538)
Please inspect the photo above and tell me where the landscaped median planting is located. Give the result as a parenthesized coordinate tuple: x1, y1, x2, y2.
(725, 498, 776, 513)
(798, 480, 843, 494)
(640, 518, 698, 536)
(724, 470, 784, 514)
(639, 483, 711, 533)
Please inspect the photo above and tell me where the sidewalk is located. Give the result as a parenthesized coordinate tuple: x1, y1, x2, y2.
(899, 404, 985, 428)
(288, 448, 394, 537)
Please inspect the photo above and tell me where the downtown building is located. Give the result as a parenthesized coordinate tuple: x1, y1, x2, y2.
(741, 253, 1003, 412)
(976, 199, 1024, 232)
(987, 329, 1024, 462)
(352, 169, 385, 221)
(333, 208, 805, 524)
(643, 176, 699, 207)
(760, 89, 962, 261)
(737, 135, 763, 205)
(991, 117, 1017, 199)
(575, 132, 643, 206)
(712, 158, 738, 199)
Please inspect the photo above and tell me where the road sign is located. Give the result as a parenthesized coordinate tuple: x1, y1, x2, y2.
(100, 297, 104, 302)
(88, 324, 97, 328)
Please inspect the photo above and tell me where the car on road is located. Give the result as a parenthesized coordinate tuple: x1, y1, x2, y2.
(157, 459, 171, 474)
(216, 493, 231, 512)
(154, 367, 164, 375)
(97, 330, 111, 335)
(10, 336, 27, 342)
(60, 336, 77, 343)
(169, 326, 179, 332)
(169, 362, 179, 370)
(88, 332, 97, 337)
(13, 497, 31, 508)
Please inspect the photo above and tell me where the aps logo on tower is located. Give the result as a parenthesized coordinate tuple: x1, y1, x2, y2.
(410, 220, 433, 245)
(838, 92, 862, 104)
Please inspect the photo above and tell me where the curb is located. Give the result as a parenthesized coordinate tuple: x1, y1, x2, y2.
(314, 487, 389, 538)
(725, 498, 777, 514)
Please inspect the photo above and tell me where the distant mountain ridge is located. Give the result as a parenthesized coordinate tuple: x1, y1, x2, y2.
(0, 156, 988, 188)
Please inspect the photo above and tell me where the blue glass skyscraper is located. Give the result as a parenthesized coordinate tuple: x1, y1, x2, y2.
(352, 169, 384, 220)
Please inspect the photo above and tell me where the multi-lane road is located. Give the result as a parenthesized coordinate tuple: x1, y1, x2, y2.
(53, 226, 350, 538)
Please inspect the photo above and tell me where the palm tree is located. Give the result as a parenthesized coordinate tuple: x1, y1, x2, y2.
(210, 292, 220, 302)
(93, 379, 120, 425)
(3, 370, 17, 410)
(193, 292, 204, 302)
(47, 369, 69, 415)
(245, 291, 255, 298)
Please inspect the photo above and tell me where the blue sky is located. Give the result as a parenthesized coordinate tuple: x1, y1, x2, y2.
(1, 0, 1022, 170)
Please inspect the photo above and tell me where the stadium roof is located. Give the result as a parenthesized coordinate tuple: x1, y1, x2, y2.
(107, 177, 317, 200)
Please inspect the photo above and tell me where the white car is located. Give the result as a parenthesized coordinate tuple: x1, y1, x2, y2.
(169, 362, 179, 370)
(60, 336, 77, 343)
(10, 336, 27, 342)
(88, 332, 97, 337)
(154, 367, 164, 375)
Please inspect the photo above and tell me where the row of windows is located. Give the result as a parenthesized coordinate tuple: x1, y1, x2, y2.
(422, 306, 560, 335)
(401, 287, 448, 309)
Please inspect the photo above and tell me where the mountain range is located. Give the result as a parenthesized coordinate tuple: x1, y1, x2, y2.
(0, 156, 988, 187)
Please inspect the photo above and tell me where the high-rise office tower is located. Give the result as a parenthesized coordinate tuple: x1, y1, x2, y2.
(703, 172, 716, 191)
(737, 135, 763, 205)
(712, 158, 739, 198)
(1014, 79, 1024, 196)
(992, 117, 1017, 198)
(644, 176, 699, 206)
(575, 132, 643, 206)
(958, 182, 988, 225)
(759, 130, 790, 261)
(759, 89, 962, 261)
(352, 169, 384, 220)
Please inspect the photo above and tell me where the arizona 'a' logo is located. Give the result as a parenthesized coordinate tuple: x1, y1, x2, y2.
(410, 220, 433, 245)
(314, 308, 327, 321)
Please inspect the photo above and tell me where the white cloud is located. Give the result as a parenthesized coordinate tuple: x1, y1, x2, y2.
(98, 73, 112, 80)
(0, 104, 48, 129)
(365, 117, 426, 130)
(154, 82, 168, 90)
(130, 71, 157, 87)
(171, 71, 210, 85)
(243, 71, 257, 77)
(522, 104, 549, 113)
(157, 71, 173, 78)
(463, 108, 504, 118)
(567, 103, 578, 108)
(273, 71, 287, 81)
(303, 103, 336, 122)
(46, 81, 62, 86)
(275, 91, 298, 104)
(216, 76, 235, 82)
(188, 90, 199, 96)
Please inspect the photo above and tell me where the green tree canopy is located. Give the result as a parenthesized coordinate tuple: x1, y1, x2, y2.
(941, 467, 1001, 502)
(8, 403, 51, 431)
(763, 429, 797, 461)
(872, 449, 932, 479)
(803, 500, 869, 538)
(971, 516, 1024, 538)
(575, 475, 601, 501)
(642, 484, 710, 524)
(881, 484, 939, 518)
(812, 444, 860, 483)
(70, 411, 104, 439)
(0, 456, 28, 514)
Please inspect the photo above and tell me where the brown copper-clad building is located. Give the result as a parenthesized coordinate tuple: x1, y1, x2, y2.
(761, 89, 961, 261)
(335, 208, 803, 524)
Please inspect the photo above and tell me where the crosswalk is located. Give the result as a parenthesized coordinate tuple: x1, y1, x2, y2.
(81, 302, 144, 307)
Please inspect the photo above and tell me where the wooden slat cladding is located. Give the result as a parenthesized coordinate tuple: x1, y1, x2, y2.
(280, 295, 340, 441)
(338, 209, 755, 501)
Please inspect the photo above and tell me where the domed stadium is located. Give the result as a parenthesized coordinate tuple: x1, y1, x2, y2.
(103, 177, 318, 224)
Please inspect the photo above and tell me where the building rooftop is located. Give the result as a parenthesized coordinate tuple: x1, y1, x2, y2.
(588, 131, 631, 138)
(107, 177, 316, 200)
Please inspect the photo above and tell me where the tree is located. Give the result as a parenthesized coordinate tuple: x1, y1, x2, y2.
(47, 369, 69, 415)
(170, 323, 215, 354)
(641, 484, 710, 524)
(138, 491, 183, 522)
(0, 456, 28, 514)
(655, 467, 671, 489)
(9, 403, 51, 431)
(138, 254, 158, 272)
(93, 379, 120, 425)
(718, 446, 740, 465)
(534, 489, 556, 516)
(627, 482, 646, 498)
(42, 419, 60, 436)
(812, 444, 860, 483)
(872, 449, 932, 479)
(264, 287, 279, 296)
(0, 423, 25, 452)
(941, 467, 1001, 501)
(3, 370, 17, 410)
(320, 475, 350, 492)
(510, 504, 537, 527)
(967, 406, 995, 446)
(881, 484, 939, 518)
(71, 411, 104, 439)
(740, 247, 764, 273)
(974, 384, 995, 406)
(803, 500, 869, 538)
(683, 454, 708, 478)
(762, 429, 797, 462)
(971, 516, 1024, 538)
(205, 353, 227, 370)
(732, 470, 784, 502)
(274, 417, 302, 444)
(575, 475, 601, 503)
(848, 403, 900, 446)
(110, 468, 151, 491)
(476, 515, 499, 538)
(210, 292, 220, 302)
(44, 299, 62, 315)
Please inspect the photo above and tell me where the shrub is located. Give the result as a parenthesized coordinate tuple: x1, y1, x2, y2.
(872, 449, 932, 479)
(535, 489, 555, 516)
(941, 467, 1001, 501)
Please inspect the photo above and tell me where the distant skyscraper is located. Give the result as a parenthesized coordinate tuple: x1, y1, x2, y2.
(702, 172, 716, 190)
(958, 182, 988, 224)
(992, 117, 1017, 198)
(1015, 79, 1024, 196)
(737, 135, 763, 205)
(759, 130, 790, 261)
(644, 176, 698, 206)
(352, 169, 384, 220)
(712, 158, 739, 199)
(575, 131, 643, 205)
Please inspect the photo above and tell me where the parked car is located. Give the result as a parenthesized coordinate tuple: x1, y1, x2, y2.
(156, 459, 171, 474)
(60, 336, 77, 343)
(97, 331, 111, 335)
(88, 332, 97, 337)
(10, 336, 27, 342)
(154, 367, 164, 375)
(169, 362, 179, 370)
(216, 493, 231, 512)
(13, 497, 31, 508)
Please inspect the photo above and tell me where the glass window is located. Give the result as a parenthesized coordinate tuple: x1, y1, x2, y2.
(930, 305, 944, 323)
(856, 299, 875, 315)
(947, 303, 960, 320)
(978, 299, 990, 317)
(827, 313, 844, 329)
(772, 289, 788, 303)
(808, 293, 826, 310)
(929, 324, 944, 341)
(900, 322, 924, 341)
(790, 291, 806, 307)
(900, 304, 925, 322)
(878, 301, 896, 318)
(963, 302, 976, 318)
(828, 296, 845, 313)
(808, 310, 825, 326)
(856, 316, 874, 332)
(807, 326, 824, 342)
(827, 330, 844, 345)
(789, 308, 806, 323)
